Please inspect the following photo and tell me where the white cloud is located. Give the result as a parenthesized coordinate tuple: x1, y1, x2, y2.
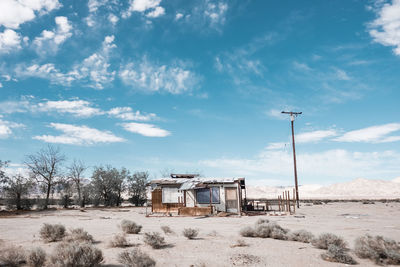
(88, 0, 106, 13)
(335, 123, 400, 143)
(369, 0, 400, 55)
(266, 109, 287, 120)
(175, 13, 184, 20)
(146, 6, 165, 18)
(17, 35, 116, 89)
(0, 118, 24, 139)
(108, 14, 119, 25)
(123, 0, 165, 18)
(174, 1, 228, 32)
(293, 61, 312, 71)
(119, 58, 198, 94)
(0, 0, 61, 29)
(17, 63, 76, 86)
(120, 122, 170, 137)
(0, 98, 159, 123)
(33, 16, 72, 54)
(204, 0, 228, 28)
(266, 142, 287, 150)
(0, 29, 22, 53)
(296, 130, 337, 143)
(33, 123, 125, 145)
(78, 35, 116, 89)
(108, 107, 156, 121)
(335, 68, 351, 80)
(37, 100, 103, 117)
(200, 148, 400, 183)
(86, 0, 119, 27)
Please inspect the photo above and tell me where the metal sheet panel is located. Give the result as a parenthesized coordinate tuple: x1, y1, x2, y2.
(162, 187, 182, 203)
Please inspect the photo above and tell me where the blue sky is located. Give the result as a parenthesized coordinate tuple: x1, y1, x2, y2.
(1, 0, 400, 186)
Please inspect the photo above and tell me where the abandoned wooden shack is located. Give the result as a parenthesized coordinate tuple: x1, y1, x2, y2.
(148, 174, 246, 216)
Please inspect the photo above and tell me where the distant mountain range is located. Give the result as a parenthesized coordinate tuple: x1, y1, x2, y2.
(246, 177, 400, 199)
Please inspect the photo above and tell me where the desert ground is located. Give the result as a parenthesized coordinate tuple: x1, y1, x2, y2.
(1, 202, 400, 266)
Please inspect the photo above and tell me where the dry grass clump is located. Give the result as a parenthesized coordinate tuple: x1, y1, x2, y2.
(312, 233, 347, 250)
(118, 249, 156, 267)
(109, 234, 129, 248)
(256, 218, 269, 224)
(240, 222, 289, 240)
(161, 225, 174, 234)
(39, 223, 66, 242)
(121, 220, 142, 234)
(289, 230, 314, 243)
(0, 246, 26, 266)
(26, 247, 46, 267)
(64, 228, 94, 243)
(240, 226, 257, 237)
(321, 244, 357, 265)
(183, 228, 199, 239)
(354, 235, 400, 265)
(256, 222, 289, 240)
(50, 241, 103, 267)
(231, 239, 249, 248)
(143, 232, 166, 249)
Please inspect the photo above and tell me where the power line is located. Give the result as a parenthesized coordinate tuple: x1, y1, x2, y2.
(281, 111, 302, 208)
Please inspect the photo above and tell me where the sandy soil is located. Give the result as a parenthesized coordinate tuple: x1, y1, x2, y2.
(1, 202, 400, 266)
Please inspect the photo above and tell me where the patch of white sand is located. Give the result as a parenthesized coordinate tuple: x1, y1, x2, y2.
(1, 203, 400, 266)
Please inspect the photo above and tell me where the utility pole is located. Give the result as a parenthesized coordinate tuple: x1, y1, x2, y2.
(281, 111, 302, 208)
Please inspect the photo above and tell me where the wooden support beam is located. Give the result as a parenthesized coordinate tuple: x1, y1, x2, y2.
(293, 188, 296, 213)
(278, 196, 281, 212)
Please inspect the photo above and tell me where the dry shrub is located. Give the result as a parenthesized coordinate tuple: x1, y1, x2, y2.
(256, 222, 289, 240)
(240, 226, 256, 237)
(27, 247, 46, 267)
(161, 226, 174, 234)
(312, 233, 347, 250)
(230, 254, 260, 266)
(0, 246, 25, 266)
(118, 249, 156, 267)
(240, 222, 289, 240)
(256, 218, 269, 225)
(109, 234, 129, 248)
(39, 223, 66, 242)
(270, 224, 290, 240)
(321, 244, 357, 265)
(121, 220, 142, 234)
(354, 235, 400, 265)
(183, 228, 199, 239)
(143, 232, 166, 249)
(289, 230, 314, 243)
(50, 241, 103, 267)
(231, 239, 249, 248)
(65, 228, 94, 243)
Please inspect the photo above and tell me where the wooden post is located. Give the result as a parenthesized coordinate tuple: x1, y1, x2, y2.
(288, 191, 291, 214)
(278, 196, 281, 211)
(282, 192, 285, 211)
(285, 191, 288, 212)
(293, 188, 296, 213)
(209, 187, 212, 214)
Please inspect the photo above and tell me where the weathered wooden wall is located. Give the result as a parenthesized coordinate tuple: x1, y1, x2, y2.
(178, 207, 212, 216)
(151, 189, 183, 213)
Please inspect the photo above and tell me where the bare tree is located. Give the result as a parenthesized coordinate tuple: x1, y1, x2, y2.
(67, 159, 87, 207)
(3, 173, 34, 210)
(0, 160, 10, 197)
(25, 145, 65, 209)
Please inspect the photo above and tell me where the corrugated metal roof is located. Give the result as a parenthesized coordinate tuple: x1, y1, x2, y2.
(149, 177, 244, 188)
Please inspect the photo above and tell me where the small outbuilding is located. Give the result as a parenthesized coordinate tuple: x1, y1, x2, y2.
(148, 174, 246, 216)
